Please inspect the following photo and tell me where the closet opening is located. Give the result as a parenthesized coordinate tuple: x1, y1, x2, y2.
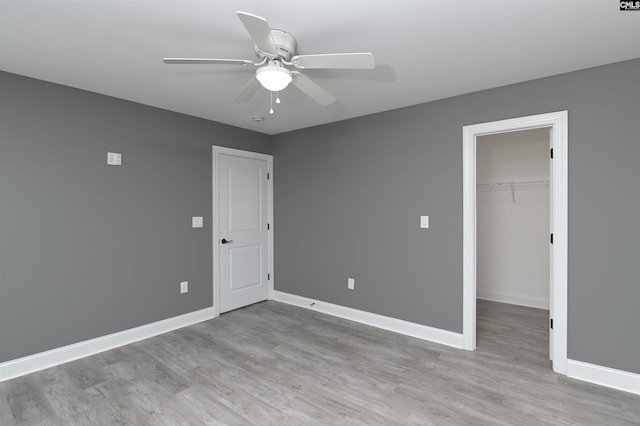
(462, 111, 568, 375)
(475, 128, 551, 365)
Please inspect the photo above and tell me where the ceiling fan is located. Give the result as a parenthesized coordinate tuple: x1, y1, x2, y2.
(163, 11, 375, 110)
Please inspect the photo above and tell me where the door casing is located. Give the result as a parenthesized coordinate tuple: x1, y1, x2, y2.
(212, 146, 274, 316)
(462, 111, 568, 375)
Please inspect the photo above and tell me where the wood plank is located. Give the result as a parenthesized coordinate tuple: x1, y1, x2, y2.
(0, 300, 638, 425)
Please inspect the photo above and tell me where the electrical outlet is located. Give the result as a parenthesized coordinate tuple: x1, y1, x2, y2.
(348, 278, 355, 290)
(180, 281, 188, 294)
(107, 152, 122, 166)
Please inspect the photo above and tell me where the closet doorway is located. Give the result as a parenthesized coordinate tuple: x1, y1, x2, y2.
(476, 129, 550, 309)
(476, 128, 551, 361)
(462, 111, 568, 375)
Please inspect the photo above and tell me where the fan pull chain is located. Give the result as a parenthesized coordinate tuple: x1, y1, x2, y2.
(276, 92, 281, 104)
(269, 91, 274, 115)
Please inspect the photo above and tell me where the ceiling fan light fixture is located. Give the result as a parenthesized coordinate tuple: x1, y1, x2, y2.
(256, 65, 292, 92)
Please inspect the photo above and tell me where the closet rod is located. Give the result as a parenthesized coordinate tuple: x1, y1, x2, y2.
(477, 180, 549, 203)
(476, 179, 549, 189)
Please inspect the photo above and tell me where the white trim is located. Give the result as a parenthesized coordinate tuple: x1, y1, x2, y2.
(211, 146, 274, 316)
(267, 160, 274, 301)
(477, 292, 549, 310)
(567, 359, 640, 395)
(272, 291, 464, 349)
(463, 111, 568, 375)
(462, 129, 477, 351)
(0, 307, 215, 382)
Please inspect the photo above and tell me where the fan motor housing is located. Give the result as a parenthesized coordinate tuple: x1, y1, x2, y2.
(254, 29, 297, 61)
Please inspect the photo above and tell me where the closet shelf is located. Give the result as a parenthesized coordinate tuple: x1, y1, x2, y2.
(477, 180, 549, 203)
(477, 180, 549, 190)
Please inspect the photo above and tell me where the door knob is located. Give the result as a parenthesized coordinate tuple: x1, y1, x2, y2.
(221, 238, 233, 244)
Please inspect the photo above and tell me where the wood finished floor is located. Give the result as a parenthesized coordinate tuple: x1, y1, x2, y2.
(1, 300, 639, 425)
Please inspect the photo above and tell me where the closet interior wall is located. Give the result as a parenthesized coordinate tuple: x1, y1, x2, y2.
(476, 128, 550, 309)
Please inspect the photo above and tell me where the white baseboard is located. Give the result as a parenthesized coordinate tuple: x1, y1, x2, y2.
(0, 307, 217, 382)
(271, 291, 464, 349)
(567, 359, 640, 395)
(477, 290, 549, 310)
(3, 297, 637, 397)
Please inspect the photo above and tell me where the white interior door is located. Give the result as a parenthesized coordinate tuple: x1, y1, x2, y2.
(218, 153, 269, 313)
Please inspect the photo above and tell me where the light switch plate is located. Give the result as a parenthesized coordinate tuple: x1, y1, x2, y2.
(180, 281, 188, 294)
(420, 215, 429, 229)
(348, 278, 355, 290)
(192, 217, 203, 228)
(107, 152, 122, 166)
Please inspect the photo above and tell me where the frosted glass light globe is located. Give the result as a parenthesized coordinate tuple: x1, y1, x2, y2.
(256, 65, 292, 92)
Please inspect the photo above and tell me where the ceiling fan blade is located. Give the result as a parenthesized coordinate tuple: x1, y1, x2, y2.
(291, 73, 336, 106)
(234, 77, 261, 103)
(163, 58, 254, 65)
(236, 11, 278, 57)
(291, 53, 375, 70)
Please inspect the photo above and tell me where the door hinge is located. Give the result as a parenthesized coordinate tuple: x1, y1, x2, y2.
(267, 172, 270, 180)
(267, 273, 271, 280)
(550, 233, 554, 244)
(550, 318, 554, 329)
(267, 223, 270, 230)
(550, 148, 554, 159)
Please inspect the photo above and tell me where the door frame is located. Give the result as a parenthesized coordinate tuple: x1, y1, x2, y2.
(462, 111, 568, 375)
(212, 146, 274, 317)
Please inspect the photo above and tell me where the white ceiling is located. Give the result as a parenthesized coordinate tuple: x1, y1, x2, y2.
(1, 1, 639, 135)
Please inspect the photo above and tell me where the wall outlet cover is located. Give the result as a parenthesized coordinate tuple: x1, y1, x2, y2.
(107, 152, 122, 166)
(180, 281, 188, 294)
(348, 278, 355, 290)
(192, 217, 203, 228)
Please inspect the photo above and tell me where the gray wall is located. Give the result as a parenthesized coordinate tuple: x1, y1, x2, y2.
(0, 71, 271, 362)
(3, 60, 639, 375)
(273, 59, 640, 374)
